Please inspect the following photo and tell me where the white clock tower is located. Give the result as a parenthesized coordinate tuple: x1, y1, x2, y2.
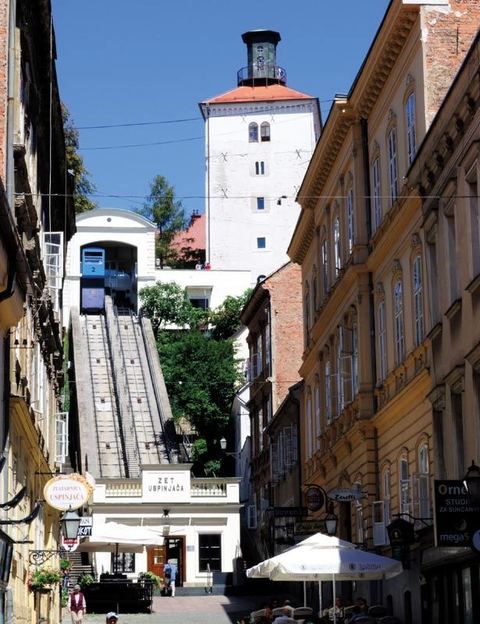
(200, 30, 321, 284)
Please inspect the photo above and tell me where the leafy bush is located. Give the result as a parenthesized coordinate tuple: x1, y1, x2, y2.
(60, 558, 72, 571)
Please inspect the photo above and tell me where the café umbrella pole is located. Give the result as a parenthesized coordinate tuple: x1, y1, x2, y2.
(303, 581, 307, 607)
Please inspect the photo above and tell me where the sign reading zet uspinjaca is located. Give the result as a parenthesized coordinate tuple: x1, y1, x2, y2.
(44, 474, 91, 511)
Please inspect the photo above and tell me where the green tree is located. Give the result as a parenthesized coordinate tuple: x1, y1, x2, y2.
(140, 175, 186, 268)
(210, 289, 252, 340)
(62, 105, 97, 214)
(139, 281, 208, 331)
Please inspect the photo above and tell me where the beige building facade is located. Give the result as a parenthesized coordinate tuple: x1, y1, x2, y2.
(288, 1, 480, 622)
(0, 1, 75, 623)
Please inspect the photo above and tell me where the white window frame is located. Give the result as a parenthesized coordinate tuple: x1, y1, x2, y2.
(314, 382, 321, 449)
(55, 412, 69, 464)
(336, 328, 345, 415)
(378, 301, 387, 381)
(406, 92, 416, 165)
(399, 456, 410, 518)
(347, 188, 354, 254)
(388, 127, 398, 204)
(325, 361, 332, 424)
(394, 279, 405, 365)
(255, 161, 265, 176)
(372, 500, 388, 546)
(322, 240, 329, 294)
(333, 217, 341, 276)
(372, 157, 382, 230)
(413, 255, 424, 346)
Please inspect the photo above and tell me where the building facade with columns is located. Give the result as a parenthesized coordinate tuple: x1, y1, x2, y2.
(288, 2, 480, 622)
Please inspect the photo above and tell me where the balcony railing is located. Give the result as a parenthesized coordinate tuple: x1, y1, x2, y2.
(191, 480, 227, 497)
(237, 64, 287, 86)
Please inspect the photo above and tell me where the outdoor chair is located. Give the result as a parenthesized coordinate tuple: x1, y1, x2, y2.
(250, 609, 268, 623)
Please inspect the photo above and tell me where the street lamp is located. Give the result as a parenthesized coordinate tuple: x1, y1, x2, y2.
(29, 506, 81, 565)
(61, 507, 82, 540)
(324, 503, 338, 536)
(463, 460, 480, 505)
(220, 437, 227, 451)
(219, 437, 241, 458)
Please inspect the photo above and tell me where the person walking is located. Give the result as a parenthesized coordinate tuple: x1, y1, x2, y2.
(68, 584, 87, 624)
(164, 560, 178, 597)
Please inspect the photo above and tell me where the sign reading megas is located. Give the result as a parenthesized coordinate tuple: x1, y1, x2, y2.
(142, 470, 190, 502)
(44, 474, 91, 511)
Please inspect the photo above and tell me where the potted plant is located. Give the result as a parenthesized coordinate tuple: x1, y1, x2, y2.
(138, 571, 162, 587)
(29, 567, 62, 592)
(78, 573, 95, 587)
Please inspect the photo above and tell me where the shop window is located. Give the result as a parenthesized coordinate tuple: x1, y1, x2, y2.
(111, 552, 135, 573)
(199, 534, 221, 572)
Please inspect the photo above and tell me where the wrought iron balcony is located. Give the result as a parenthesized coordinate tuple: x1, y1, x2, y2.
(237, 64, 287, 87)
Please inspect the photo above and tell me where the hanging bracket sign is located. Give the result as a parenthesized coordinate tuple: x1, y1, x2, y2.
(44, 474, 91, 511)
(327, 487, 367, 502)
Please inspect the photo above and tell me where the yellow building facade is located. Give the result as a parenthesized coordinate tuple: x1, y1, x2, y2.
(288, 2, 480, 622)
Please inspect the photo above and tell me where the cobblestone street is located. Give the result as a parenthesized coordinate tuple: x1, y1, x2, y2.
(62, 595, 260, 624)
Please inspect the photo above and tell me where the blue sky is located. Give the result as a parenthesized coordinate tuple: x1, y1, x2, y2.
(52, 0, 390, 217)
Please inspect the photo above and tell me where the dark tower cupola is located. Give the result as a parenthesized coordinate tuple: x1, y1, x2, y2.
(237, 30, 287, 87)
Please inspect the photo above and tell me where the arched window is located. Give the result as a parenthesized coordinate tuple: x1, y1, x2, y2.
(347, 188, 354, 254)
(387, 127, 398, 204)
(333, 217, 341, 276)
(372, 156, 382, 230)
(412, 255, 424, 346)
(249, 122, 258, 142)
(325, 360, 332, 424)
(405, 92, 416, 165)
(260, 122, 270, 142)
(378, 301, 387, 381)
(393, 279, 405, 365)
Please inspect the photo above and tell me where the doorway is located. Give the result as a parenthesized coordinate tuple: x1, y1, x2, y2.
(165, 537, 185, 586)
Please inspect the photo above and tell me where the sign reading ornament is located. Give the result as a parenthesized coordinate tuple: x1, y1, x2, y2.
(44, 474, 90, 511)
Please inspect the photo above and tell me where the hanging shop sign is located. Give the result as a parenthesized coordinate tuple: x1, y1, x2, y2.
(328, 487, 367, 502)
(434, 480, 480, 548)
(44, 474, 90, 511)
(305, 486, 325, 512)
(78, 516, 93, 537)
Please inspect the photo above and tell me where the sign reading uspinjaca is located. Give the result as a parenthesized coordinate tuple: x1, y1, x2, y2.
(44, 473, 91, 511)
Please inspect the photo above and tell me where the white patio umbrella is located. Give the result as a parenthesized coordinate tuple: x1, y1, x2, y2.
(77, 522, 163, 557)
(246, 533, 403, 624)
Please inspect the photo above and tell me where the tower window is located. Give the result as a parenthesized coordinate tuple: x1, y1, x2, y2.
(257, 237, 266, 249)
(249, 122, 258, 142)
(260, 122, 271, 142)
(255, 161, 265, 176)
(257, 197, 265, 210)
